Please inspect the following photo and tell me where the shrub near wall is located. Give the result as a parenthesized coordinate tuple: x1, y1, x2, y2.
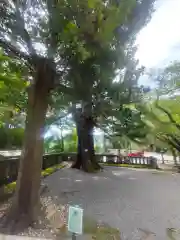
(0, 152, 76, 186)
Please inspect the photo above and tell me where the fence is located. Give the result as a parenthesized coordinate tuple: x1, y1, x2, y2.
(0, 152, 157, 187)
(98, 154, 158, 167)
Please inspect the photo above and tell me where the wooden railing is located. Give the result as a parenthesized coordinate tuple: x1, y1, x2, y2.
(0, 152, 158, 187)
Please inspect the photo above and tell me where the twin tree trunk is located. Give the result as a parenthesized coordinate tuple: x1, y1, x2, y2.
(8, 61, 53, 225)
(72, 105, 101, 172)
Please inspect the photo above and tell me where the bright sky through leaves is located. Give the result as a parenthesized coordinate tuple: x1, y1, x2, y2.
(136, 0, 180, 68)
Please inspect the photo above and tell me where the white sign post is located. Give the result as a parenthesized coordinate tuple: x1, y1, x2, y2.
(68, 205, 83, 239)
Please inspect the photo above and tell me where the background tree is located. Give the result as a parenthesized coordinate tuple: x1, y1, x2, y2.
(138, 61, 180, 163)
(0, 53, 26, 149)
(62, 0, 156, 171)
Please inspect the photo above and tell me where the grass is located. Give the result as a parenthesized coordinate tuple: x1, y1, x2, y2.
(84, 217, 120, 239)
(102, 163, 153, 169)
(0, 163, 66, 200)
(58, 217, 120, 240)
(166, 228, 180, 240)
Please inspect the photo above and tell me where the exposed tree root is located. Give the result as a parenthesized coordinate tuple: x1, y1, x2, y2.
(72, 158, 103, 173)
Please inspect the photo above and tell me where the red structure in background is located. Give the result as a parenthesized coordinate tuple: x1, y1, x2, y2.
(128, 151, 144, 157)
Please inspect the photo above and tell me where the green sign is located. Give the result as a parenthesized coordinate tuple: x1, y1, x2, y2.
(68, 205, 83, 235)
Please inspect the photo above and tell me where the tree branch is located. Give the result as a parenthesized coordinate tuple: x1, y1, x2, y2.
(155, 100, 180, 131)
(0, 38, 32, 64)
(55, 83, 73, 95)
(8, 0, 36, 56)
(157, 134, 180, 152)
(46, 0, 59, 58)
(46, 112, 69, 126)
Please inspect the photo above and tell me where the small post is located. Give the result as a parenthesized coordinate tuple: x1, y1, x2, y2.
(68, 205, 83, 239)
(72, 233, 76, 240)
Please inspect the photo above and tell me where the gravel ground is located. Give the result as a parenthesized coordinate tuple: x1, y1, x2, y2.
(44, 167, 180, 240)
(0, 194, 64, 239)
(0, 185, 68, 239)
(0, 162, 72, 240)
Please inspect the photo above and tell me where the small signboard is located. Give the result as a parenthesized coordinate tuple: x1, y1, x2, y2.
(68, 205, 83, 235)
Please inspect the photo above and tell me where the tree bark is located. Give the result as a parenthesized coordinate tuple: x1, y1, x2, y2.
(171, 148, 177, 165)
(60, 124, 64, 152)
(86, 120, 101, 170)
(7, 62, 53, 225)
(72, 124, 83, 169)
(72, 109, 101, 172)
(72, 112, 89, 171)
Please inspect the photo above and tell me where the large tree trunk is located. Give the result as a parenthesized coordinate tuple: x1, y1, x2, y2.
(72, 106, 101, 172)
(86, 120, 101, 170)
(7, 62, 53, 226)
(72, 122, 83, 169)
(72, 119, 93, 172)
(72, 112, 89, 171)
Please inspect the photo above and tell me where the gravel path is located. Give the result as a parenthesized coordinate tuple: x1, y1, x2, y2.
(44, 167, 180, 240)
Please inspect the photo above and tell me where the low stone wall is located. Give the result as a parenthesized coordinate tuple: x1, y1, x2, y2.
(0, 152, 75, 186)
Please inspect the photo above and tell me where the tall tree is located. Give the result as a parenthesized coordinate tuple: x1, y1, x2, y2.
(65, 0, 156, 171)
(0, 0, 72, 224)
(71, 57, 148, 170)
(41, 0, 156, 172)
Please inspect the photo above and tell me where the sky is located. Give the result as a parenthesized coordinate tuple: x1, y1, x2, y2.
(136, 0, 180, 69)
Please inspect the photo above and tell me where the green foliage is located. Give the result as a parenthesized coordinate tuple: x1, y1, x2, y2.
(0, 126, 24, 149)
(0, 0, 156, 161)
(0, 0, 156, 131)
(139, 61, 180, 153)
(44, 127, 103, 153)
(0, 53, 26, 149)
(63, 129, 78, 152)
(103, 163, 154, 169)
(0, 52, 27, 134)
(102, 101, 150, 148)
(41, 163, 66, 177)
(84, 219, 120, 240)
(44, 129, 77, 153)
(94, 145, 101, 153)
(0, 52, 27, 107)
(44, 137, 64, 153)
(156, 61, 180, 96)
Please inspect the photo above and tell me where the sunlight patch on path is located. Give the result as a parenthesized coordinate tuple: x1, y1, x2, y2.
(128, 177, 136, 180)
(92, 176, 109, 180)
(112, 171, 127, 176)
(59, 177, 71, 180)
